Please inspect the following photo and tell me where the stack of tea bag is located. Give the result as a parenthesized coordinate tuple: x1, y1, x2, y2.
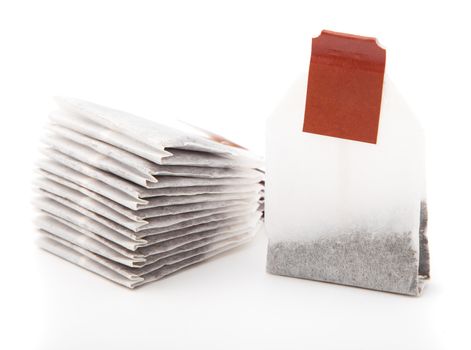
(34, 97, 264, 288)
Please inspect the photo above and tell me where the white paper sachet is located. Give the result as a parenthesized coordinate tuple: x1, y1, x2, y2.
(38, 167, 259, 222)
(39, 221, 257, 268)
(42, 147, 263, 196)
(38, 161, 261, 212)
(37, 212, 260, 263)
(48, 123, 265, 172)
(34, 198, 145, 249)
(43, 134, 156, 186)
(43, 226, 258, 280)
(38, 224, 259, 288)
(36, 177, 261, 231)
(36, 215, 144, 259)
(36, 189, 261, 237)
(35, 97, 264, 288)
(35, 196, 262, 249)
(43, 134, 265, 187)
(42, 125, 265, 186)
(52, 97, 263, 166)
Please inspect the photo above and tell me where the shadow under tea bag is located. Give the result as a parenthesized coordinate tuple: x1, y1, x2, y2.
(266, 30, 429, 296)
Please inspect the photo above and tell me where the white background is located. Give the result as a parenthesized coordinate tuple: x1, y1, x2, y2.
(1, 1, 470, 349)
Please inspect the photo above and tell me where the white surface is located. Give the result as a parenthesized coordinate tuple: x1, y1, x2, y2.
(0, 1, 470, 349)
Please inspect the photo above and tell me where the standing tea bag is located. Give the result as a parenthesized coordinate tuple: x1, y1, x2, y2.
(266, 30, 429, 296)
(34, 97, 264, 288)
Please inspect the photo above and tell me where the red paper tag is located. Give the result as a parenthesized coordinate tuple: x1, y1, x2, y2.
(303, 30, 386, 144)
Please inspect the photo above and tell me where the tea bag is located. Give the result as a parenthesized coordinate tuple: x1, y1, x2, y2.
(38, 229, 258, 289)
(34, 97, 264, 288)
(265, 30, 429, 296)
